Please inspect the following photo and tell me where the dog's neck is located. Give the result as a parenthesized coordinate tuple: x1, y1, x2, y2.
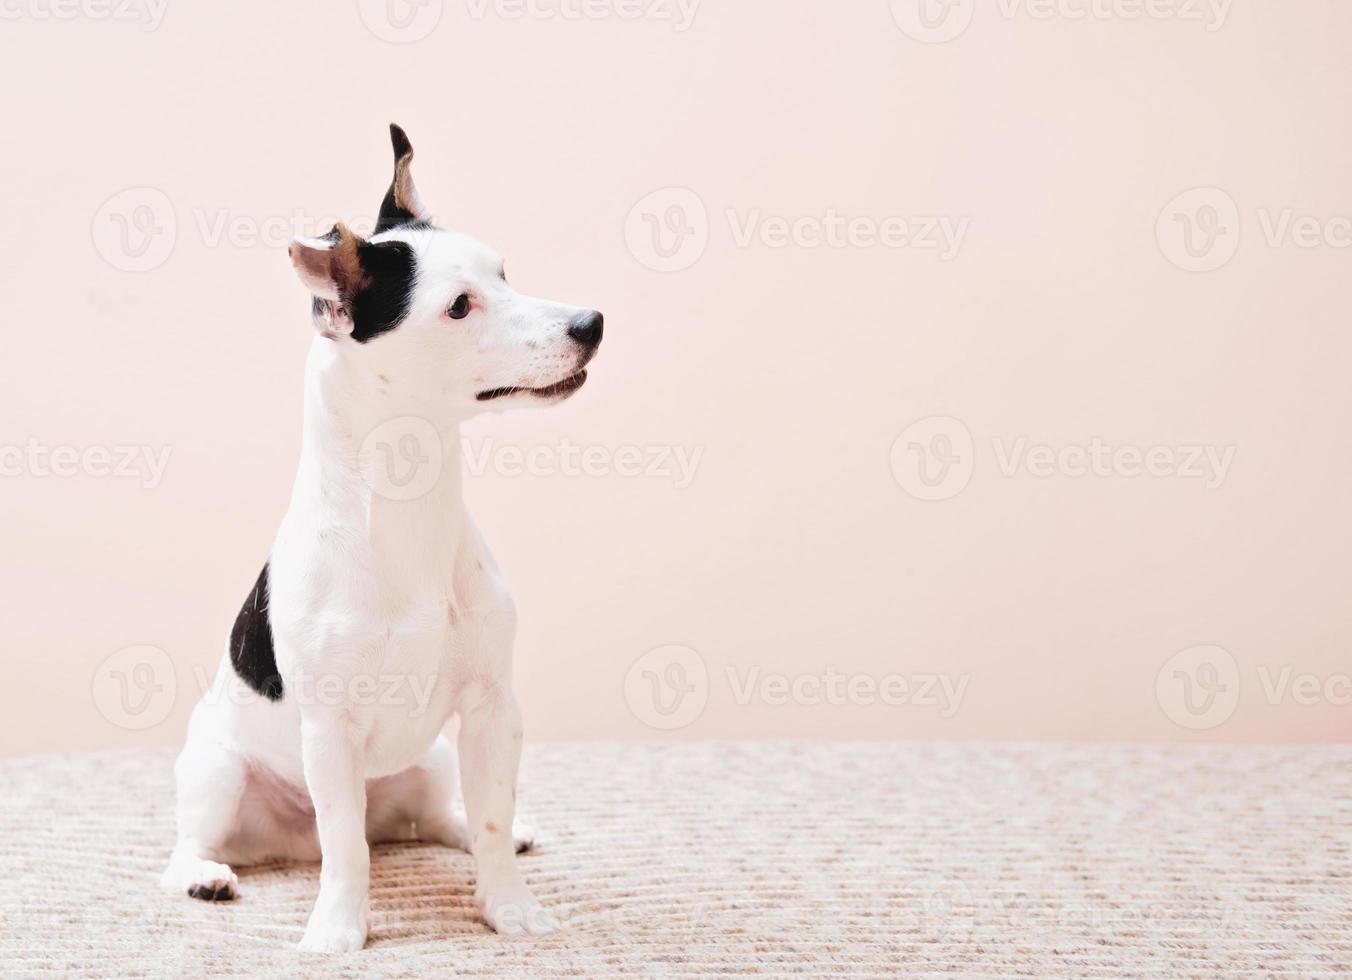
(289, 338, 468, 548)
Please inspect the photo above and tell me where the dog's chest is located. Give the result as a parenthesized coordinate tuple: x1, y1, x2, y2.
(270, 493, 516, 776)
(346, 551, 515, 775)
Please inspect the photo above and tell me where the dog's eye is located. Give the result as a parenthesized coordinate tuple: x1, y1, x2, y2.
(448, 294, 472, 319)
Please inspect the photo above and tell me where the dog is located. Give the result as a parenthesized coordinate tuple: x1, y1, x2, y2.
(160, 124, 603, 952)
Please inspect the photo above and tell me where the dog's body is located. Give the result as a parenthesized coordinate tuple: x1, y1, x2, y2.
(162, 126, 602, 952)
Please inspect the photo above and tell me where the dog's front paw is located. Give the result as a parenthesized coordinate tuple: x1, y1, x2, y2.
(437, 812, 537, 854)
(298, 909, 368, 953)
(476, 879, 559, 937)
(161, 857, 239, 902)
(511, 820, 537, 854)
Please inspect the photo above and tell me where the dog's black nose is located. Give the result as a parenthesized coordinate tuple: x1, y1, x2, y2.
(568, 310, 604, 349)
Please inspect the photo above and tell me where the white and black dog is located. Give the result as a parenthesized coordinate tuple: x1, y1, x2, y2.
(161, 125, 602, 952)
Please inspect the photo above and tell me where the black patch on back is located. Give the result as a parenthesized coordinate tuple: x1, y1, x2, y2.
(350, 239, 417, 343)
(230, 564, 283, 701)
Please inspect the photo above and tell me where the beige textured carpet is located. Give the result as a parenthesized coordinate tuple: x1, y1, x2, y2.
(0, 743, 1348, 978)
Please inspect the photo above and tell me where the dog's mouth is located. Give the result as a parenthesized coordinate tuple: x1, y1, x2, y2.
(476, 370, 588, 403)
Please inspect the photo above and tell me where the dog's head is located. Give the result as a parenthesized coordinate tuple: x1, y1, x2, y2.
(288, 124, 602, 414)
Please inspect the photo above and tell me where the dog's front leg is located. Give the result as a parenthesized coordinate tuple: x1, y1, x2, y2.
(459, 684, 558, 936)
(298, 710, 371, 953)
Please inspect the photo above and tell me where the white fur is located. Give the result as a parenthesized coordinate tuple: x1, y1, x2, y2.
(163, 204, 598, 951)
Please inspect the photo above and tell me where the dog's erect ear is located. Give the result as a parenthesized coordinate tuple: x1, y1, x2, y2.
(375, 123, 432, 233)
(288, 223, 370, 338)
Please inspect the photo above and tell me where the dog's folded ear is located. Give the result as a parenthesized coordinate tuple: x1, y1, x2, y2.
(375, 123, 432, 233)
(288, 223, 370, 339)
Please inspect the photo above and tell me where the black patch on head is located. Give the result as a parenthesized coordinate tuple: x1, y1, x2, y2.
(350, 239, 417, 343)
(377, 190, 418, 234)
(230, 564, 283, 701)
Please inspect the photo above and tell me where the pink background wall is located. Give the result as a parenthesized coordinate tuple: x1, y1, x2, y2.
(2, 1, 1350, 756)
